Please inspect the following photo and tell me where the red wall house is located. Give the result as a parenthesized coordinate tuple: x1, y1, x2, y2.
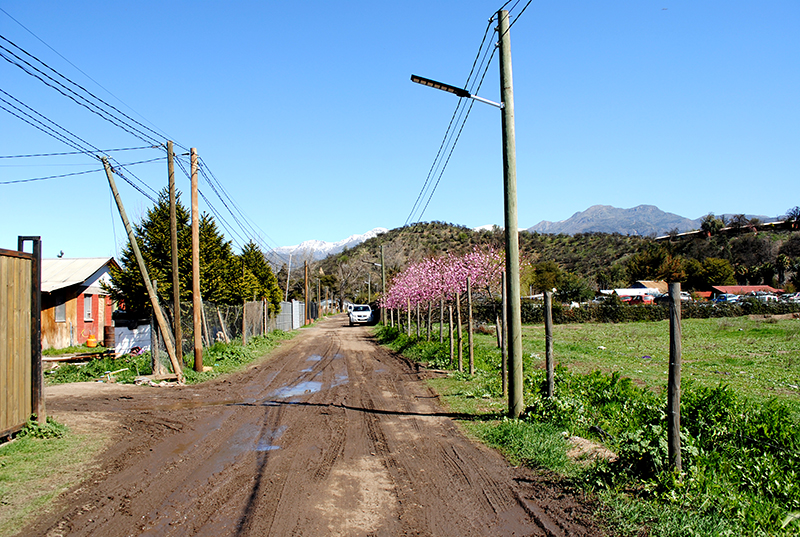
(40, 258, 119, 349)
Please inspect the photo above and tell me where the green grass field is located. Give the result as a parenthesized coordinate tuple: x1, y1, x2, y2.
(514, 316, 800, 407)
(377, 316, 800, 536)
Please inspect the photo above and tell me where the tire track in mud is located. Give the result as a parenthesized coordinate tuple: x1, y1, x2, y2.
(27, 316, 603, 537)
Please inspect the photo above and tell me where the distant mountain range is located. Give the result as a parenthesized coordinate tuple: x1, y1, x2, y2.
(268, 228, 388, 264)
(526, 205, 775, 237)
(268, 205, 778, 265)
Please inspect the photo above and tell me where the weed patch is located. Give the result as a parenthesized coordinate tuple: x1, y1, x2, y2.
(376, 318, 800, 536)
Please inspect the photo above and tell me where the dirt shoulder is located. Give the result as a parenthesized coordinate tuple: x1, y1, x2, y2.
(21, 316, 605, 536)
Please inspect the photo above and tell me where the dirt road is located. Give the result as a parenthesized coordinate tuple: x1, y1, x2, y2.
(26, 316, 603, 536)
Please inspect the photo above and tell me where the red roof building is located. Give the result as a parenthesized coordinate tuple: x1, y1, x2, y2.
(711, 285, 783, 295)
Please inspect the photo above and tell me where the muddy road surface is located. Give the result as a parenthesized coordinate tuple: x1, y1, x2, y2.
(27, 316, 603, 536)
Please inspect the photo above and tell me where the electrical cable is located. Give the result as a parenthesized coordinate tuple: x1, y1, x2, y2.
(404, 17, 497, 226)
(0, 6, 176, 145)
(0, 167, 99, 185)
(0, 146, 156, 159)
(0, 43, 161, 147)
(416, 46, 497, 222)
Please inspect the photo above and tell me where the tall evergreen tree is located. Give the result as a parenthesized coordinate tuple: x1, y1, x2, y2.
(106, 189, 256, 316)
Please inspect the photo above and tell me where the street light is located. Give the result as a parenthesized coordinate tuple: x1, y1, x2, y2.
(410, 75, 504, 109)
(411, 9, 524, 418)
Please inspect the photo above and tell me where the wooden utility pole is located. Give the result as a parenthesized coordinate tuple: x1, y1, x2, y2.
(544, 291, 554, 397)
(285, 254, 292, 301)
(167, 141, 183, 364)
(190, 148, 203, 372)
(380, 245, 386, 322)
(499, 9, 524, 418)
(668, 282, 683, 473)
(304, 261, 309, 324)
(102, 158, 182, 383)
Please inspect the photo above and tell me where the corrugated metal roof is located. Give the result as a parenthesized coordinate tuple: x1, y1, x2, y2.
(41, 257, 117, 293)
(634, 280, 669, 293)
(711, 285, 782, 295)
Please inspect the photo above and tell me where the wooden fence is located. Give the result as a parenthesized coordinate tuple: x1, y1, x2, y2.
(1, 238, 43, 438)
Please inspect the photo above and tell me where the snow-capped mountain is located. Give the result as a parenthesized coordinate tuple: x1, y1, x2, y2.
(269, 228, 388, 264)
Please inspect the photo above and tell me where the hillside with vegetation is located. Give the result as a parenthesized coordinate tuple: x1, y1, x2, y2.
(286, 207, 800, 305)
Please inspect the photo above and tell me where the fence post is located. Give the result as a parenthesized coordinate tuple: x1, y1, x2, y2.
(19, 236, 44, 423)
(544, 290, 554, 398)
(456, 292, 463, 373)
(668, 282, 683, 474)
(467, 275, 474, 375)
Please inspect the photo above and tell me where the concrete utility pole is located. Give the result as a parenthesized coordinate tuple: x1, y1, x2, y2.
(167, 141, 182, 363)
(498, 9, 524, 418)
(102, 158, 183, 383)
(191, 148, 203, 372)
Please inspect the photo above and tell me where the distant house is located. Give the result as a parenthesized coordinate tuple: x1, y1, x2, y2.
(633, 280, 669, 294)
(711, 285, 782, 296)
(41, 257, 118, 349)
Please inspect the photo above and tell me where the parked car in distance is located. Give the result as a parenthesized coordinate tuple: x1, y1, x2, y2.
(349, 304, 372, 326)
(629, 294, 655, 305)
(653, 292, 690, 304)
(713, 293, 740, 304)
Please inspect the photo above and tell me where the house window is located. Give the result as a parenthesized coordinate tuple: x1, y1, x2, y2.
(55, 294, 66, 323)
(84, 294, 93, 321)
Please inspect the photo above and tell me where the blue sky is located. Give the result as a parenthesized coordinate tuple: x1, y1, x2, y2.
(1, 1, 798, 260)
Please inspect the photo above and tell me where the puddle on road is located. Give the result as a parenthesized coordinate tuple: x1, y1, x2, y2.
(307, 354, 323, 362)
(270, 380, 323, 399)
(332, 373, 349, 388)
(301, 367, 313, 372)
(255, 425, 288, 451)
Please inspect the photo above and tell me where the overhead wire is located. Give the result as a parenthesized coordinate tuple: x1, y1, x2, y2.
(0, 157, 162, 185)
(405, 0, 533, 225)
(417, 46, 498, 222)
(404, 16, 497, 225)
(0, 146, 156, 159)
(0, 6, 176, 145)
(0, 38, 162, 147)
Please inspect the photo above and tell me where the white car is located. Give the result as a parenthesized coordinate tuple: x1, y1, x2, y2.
(349, 304, 372, 326)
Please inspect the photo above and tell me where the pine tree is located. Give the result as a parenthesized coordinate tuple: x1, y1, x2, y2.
(106, 188, 248, 316)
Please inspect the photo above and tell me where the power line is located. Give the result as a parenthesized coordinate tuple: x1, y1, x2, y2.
(0, 6, 175, 144)
(407, 0, 532, 225)
(0, 40, 162, 147)
(0, 167, 99, 185)
(0, 26, 278, 254)
(417, 46, 498, 222)
(0, 146, 156, 159)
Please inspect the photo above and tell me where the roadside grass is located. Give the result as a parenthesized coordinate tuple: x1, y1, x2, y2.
(42, 344, 110, 357)
(376, 317, 800, 536)
(182, 330, 295, 384)
(0, 418, 103, 537)
(44, 330, 295, 385)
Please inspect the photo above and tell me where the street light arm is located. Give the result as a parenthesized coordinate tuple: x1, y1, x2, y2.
(411, 74, 503, 109)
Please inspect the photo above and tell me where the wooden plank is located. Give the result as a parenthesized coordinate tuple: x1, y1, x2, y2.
(0, 254, 32, 433)
(1, 257, 8, 431)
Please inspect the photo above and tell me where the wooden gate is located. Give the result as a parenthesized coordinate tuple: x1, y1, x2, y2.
(1, 237, 43, 438)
